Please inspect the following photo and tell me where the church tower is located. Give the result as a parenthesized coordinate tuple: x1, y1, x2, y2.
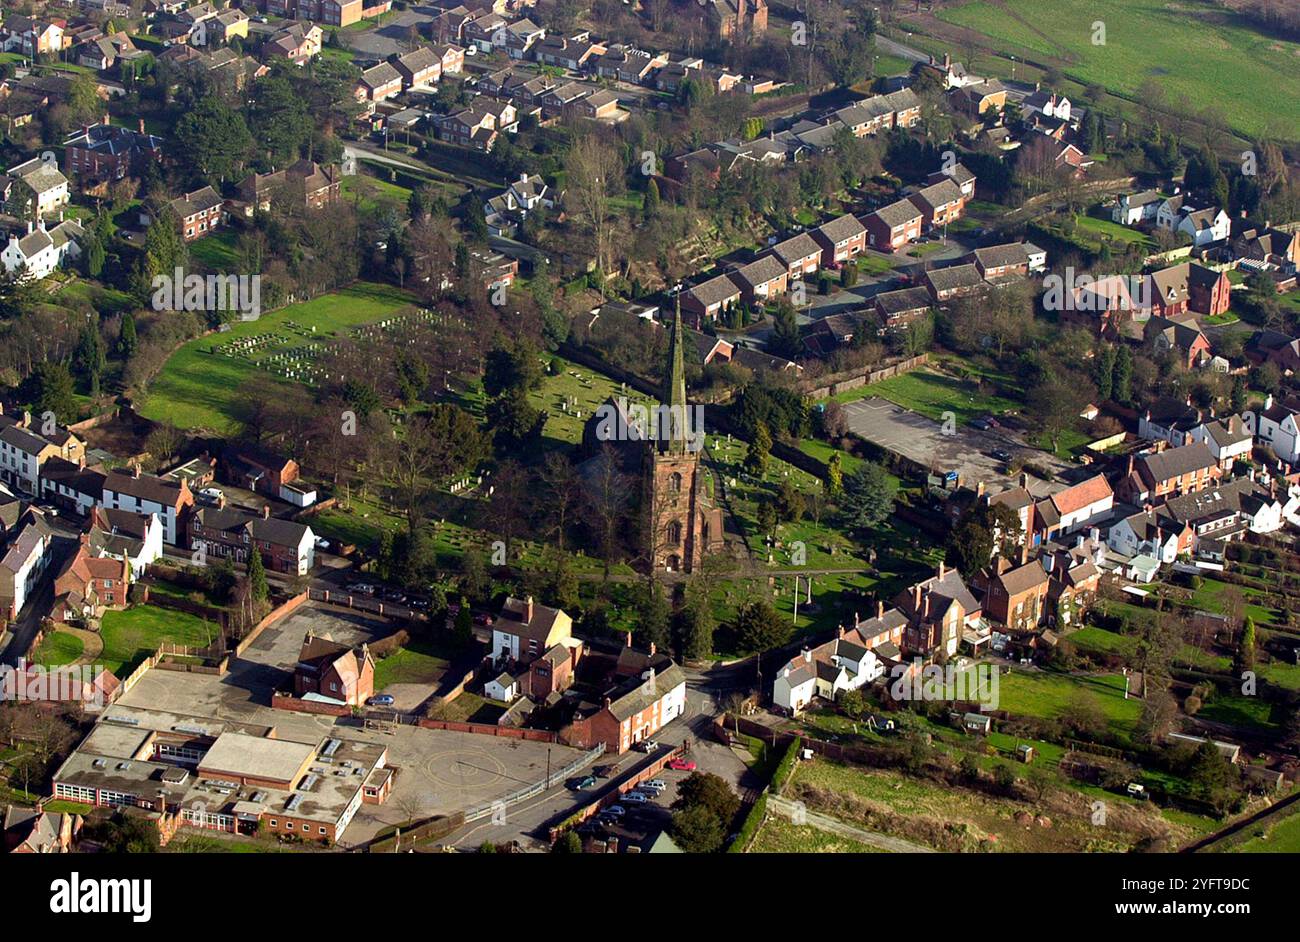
(646, 301, 723, 573)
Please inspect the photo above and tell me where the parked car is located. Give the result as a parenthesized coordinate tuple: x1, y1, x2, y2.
(594, 763, 620, 778)
(367, 694, 394, 706)
(990, 449, 1012, 462)
(667, 758, 696, 771)
(381, 589, 407, 603)
(633, 739, 659, 753)
(314, 537, 331, 551)
(408, 597, 430, 610)
(605, 805, 625, 817)
(346, 583, 375, 595)
(970, 417, 992, 430)
(571, 775, 598, 791)
(642, 779, 667, 791)
(621, 792, 648, 804)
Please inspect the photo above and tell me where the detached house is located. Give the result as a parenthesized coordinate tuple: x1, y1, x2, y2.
(1145, 262, 1231, 319)
(294, 631, 375, 706)
(483, 172, 554, 238)
(1112, 190, 1163, 226)
(894, 563, 982, 659)
(1156, 195, 1230, 247)
(51, 538, 130, 624)
(64, 120, 164, 184)
(1144, 314, 1213, 369)
(773, 630, 884, 714)
(492, 596, 573, 666)
(265, 23, 323, 65)
(1030, 473, 1113, 542)
(1, 217, 83, 280)
(2, 156, 69, 219)
(169, 186, 225, 242)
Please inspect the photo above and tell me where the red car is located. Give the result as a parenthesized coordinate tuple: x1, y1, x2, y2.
(667, 758, 696, 772)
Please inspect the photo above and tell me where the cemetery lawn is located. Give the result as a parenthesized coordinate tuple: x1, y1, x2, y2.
(136, 282, 415, 433)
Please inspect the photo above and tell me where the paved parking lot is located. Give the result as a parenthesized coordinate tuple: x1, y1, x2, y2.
(841, 396, 1072, 486)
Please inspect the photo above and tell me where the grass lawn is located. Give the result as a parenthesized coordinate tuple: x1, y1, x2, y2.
(832, 368, 1019, 427)
(340, 172, 413, 215)
(997, 670, 1141, 743)
(137, 282, 416, 432)
(188, 230, 242, 272)
(936, 0, 1300, 139)
(373, 639, 451, 689)
(1197, 694, 1282, 733)
(748, 814, 887, 853)
(41, 799, 94, 815)
(99, 604, 219, 677)
(30, 630, 84, 667)
(1188, 578, 1279, 625)
(854, 254, 896, 277)
(1230, 806, 1300, 853)
(1074, 214, 1157, 251)
(427, 691, 505, 724)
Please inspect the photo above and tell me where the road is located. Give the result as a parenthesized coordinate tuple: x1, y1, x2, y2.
(766, 794, 936, 853)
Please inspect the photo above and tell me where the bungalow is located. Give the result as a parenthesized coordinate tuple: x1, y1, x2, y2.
(811, 213, 866, 268)
(534, 33, 604, 71)
(863, 199, 922, 252)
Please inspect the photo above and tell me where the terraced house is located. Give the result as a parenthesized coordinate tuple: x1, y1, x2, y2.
(188, 506, 316, 575)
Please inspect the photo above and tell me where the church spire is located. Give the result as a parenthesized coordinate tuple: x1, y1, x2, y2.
(662, 296, 688, 453)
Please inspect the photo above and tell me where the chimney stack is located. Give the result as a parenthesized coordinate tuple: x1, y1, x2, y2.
(138, 117, 145, 134)
(625, 630, 633, 648)
(525, 595, 534, 621)
(261, 505, 270, 519)
(937, 561, 945, 581)
(649, 642, 656, 656)
(877, 600, 884, 620)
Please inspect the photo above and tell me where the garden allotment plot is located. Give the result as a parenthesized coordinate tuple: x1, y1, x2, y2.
(139, 282, 415, 432)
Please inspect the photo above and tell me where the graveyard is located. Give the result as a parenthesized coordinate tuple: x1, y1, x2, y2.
(138, 282, 416, 432)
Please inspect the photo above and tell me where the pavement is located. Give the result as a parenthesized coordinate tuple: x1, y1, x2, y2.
(840, 395, 1075, 487)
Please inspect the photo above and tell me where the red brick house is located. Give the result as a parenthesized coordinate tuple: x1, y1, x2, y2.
(812, 213, 866, 268)
(1117, 442, 1223, 504)
(188, 506, 315, 575)
(63, 119, 163, 185)
(224, 444, 301, 499)
(680, 273, 742, 326)
(974, 556, 1049, 631)
(864, 199, 922, 252)
(294, 631, 375, 705)
(908, 177, 968, 229)
(1146, 262, 1231, 319)
(1144, 314, 1213, 369)
(50, 538, 129, 623)
(169, 185, 224, 242)
(730, 253, 788, 304)
(558, 644, 687, 754)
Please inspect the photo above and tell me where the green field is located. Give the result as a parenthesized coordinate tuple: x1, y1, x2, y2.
(30, 630, 84, 667)
(137, 282, 415, 432)
(997, 670, 1142, 742)
(372, 639, 450, 690)
(936, 0, 1300, 139)
(830, 368, 1019, 426)
(188, 230, 242, 272)
(1074, 214, 1157, 250)
(1231, 806, 1300, 853)
(749, 814, 887, 853)
(99, 605, 219, 677)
